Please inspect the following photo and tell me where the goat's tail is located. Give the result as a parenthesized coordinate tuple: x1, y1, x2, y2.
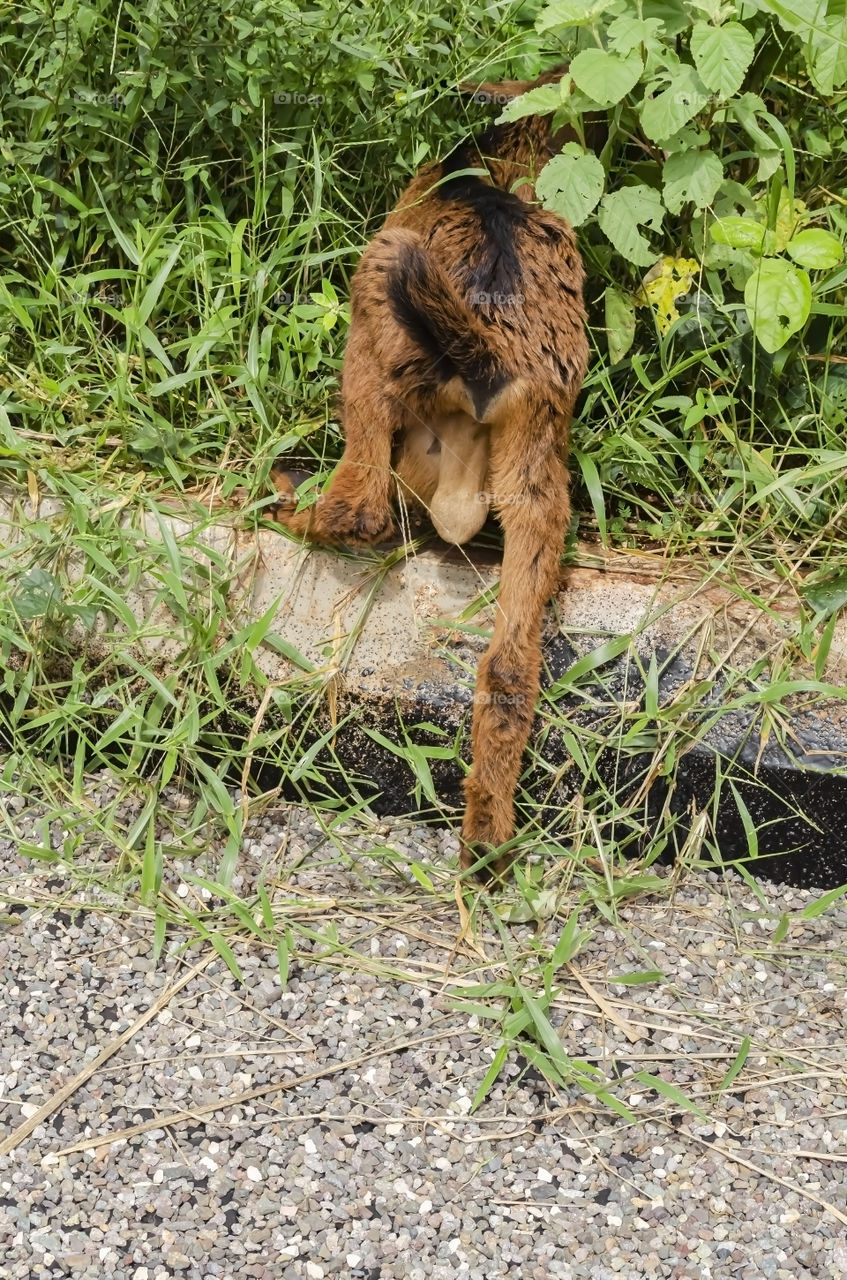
(386, 237, 508, 417)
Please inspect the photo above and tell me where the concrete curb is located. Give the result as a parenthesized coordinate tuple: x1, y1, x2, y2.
(3, 489, 846, 889)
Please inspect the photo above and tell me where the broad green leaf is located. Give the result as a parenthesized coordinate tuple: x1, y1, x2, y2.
(809, 16, 847, 94)
(785, 228, 843, 270)
(597, 184, 665, 268)
(604, 285, 636, 364)
(535, 144, 605, 227)
(641, 0, 689, 36)
(640, 66, 709, 142)
(709, 216, 768, 252)
(801, 569, 847, 620)
(756, 0, 818, 33)
(536, 0, 611, 31)
(690, 21, 756, 97)
(607, 15, 664, 53)
(499, 84, 562, 121)
(730, 93, 782, 181)
(569, 49, 643, 106)
(744, 258, 812, 352)
(663, 149, 722, 213)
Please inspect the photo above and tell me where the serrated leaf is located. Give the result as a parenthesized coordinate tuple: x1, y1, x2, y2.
(785, 228, 843, 270)
(597, 184, 665, 268)
(662, 149, 722, 213)
(570, 48, 643, 106)
(536, 0, 610, 32)
(641, 0, 689, 37)
(536, 144, 605, 227)
(607, 15, 664, 53)
(744, 258, 812, 353)
(605, 285, 636, 364)
(498, 83, 562, 122)
(691, 21, 756, 97)
(640, 66, 709, 142)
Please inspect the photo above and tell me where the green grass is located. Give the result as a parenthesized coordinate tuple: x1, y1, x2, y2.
(2, 0, 847, 1117)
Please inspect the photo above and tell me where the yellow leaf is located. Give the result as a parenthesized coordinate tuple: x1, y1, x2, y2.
(637, 255, 700, 333)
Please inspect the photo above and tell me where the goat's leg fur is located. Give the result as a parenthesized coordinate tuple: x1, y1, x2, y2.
(461, 416, 571, 876)
(272, 344, 398, 544)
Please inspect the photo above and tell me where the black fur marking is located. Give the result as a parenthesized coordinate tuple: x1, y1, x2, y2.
(387, 262, 456, 386)
(387, 244, 507, 402)
(466, 373, 508, 421)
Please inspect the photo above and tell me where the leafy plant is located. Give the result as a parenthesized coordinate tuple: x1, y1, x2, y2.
(506, 0, 847, 357)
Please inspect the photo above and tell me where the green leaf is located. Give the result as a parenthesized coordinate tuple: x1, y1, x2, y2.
(608, 969, 665, 985)
(800, 883, 847, 918)
(551, 910, 592, 968)
(607, 15, 664, 53)
(471, 1044, 509, 1112)
(634, 1070, 708, 1120)
(730, 93, 782, 182)
(801, 569, 847, 620)
(744, 258, 812, 352)
(640, 66, 708, 142)
(715, 1036, 751, 1095)
(535, 144, 605, 227)
(690, 21, 756, 97)
(499, 84, 562, 122)
(569, 49, 643, 106)
(641, 0, 689, 37)
(536, 0, 611, 32)
(604, 285, 636, 365)
(597, 184, 665, 267)
(663, 150, 723, 213)
(809, 15, 847, 94)
(785, 228, 843, 270)
(709, 216, 768, 252)
(548, 632, 635, 693)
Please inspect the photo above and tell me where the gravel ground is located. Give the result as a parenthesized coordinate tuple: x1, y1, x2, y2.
(2, 772, 847, 1279)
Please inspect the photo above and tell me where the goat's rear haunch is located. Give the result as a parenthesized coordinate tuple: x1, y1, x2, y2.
(272, 65, 589, 880)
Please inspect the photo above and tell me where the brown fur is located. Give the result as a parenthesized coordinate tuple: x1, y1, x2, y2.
(271, 66, 590, 879)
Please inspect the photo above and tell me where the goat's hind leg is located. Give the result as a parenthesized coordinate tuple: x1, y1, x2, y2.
(461, 429, 570, 879)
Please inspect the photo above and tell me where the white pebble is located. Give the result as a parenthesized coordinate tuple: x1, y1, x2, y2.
(246, 1166, 262, 1182)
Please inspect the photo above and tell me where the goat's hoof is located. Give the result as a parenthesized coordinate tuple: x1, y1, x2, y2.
(322, 496, 395, 544)
(459, 839, 511, 886)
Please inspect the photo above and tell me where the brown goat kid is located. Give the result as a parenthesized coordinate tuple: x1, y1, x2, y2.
(272, 67, 589, 878)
